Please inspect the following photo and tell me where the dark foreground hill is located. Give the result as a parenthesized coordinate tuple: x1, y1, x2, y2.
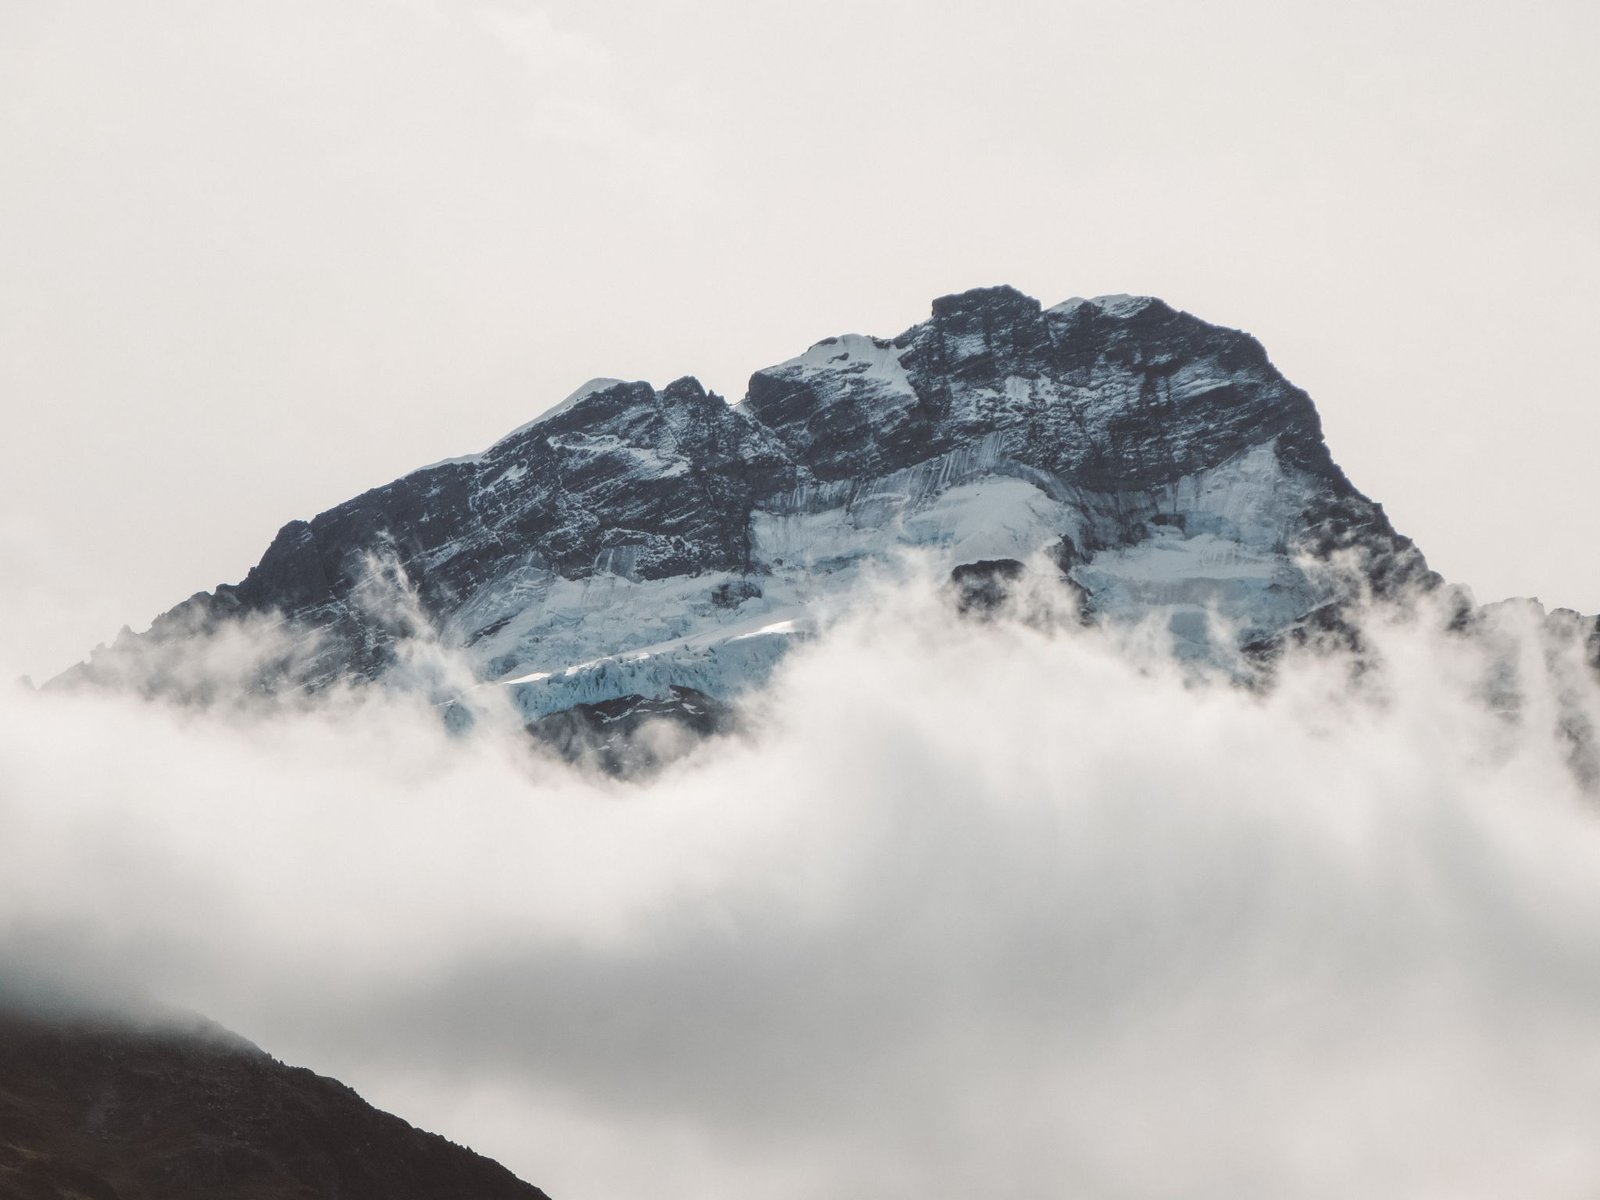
(0, 1005, 549, 1200)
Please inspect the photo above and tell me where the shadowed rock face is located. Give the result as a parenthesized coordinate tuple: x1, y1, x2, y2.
(55, 286, 1443, 742)
(527, 685, 735, 776)
(0, 1005, 550, 1200)
(747, 288, 1335, 492)
(948, 559, 1029, 617)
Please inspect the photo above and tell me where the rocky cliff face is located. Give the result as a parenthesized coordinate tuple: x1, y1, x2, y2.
(54, 286, 1448, 735)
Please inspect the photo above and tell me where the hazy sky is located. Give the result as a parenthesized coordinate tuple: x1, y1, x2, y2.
(3, 0, 1597, 680)
(7, 9, 1600, 1195)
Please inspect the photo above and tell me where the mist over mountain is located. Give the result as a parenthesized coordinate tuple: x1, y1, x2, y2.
(12, 288, 1600, 1199)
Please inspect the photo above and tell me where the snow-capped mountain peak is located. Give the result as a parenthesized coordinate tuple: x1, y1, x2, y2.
(58, 286, 1457, 758)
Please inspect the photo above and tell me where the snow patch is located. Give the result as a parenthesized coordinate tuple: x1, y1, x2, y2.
(488, 378, 630, 448)
(416, 378, 633, 472)
(1047, 294, 1157, 319)
(767, 334, 916, 402)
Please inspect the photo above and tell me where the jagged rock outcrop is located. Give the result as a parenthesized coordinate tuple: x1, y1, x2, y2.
(528, 685, 735, 776)
(0, 1003, 550, 1200)
(53, 286, 1466, 753)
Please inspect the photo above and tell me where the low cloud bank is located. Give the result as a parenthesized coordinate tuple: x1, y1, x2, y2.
(4, 575, 1600, 1199)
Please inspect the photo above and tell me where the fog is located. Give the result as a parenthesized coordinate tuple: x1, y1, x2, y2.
(5, 568, 1600, 1199)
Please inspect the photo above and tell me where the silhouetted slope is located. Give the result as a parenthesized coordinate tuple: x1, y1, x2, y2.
(0, 1006, 550, 1200)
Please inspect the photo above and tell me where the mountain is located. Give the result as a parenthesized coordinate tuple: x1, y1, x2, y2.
(52, 286, 1595, 767)
(0, 1002, 549, 1200)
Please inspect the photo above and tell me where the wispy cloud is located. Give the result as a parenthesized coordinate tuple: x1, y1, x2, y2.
(4, 571, 1600, 1198)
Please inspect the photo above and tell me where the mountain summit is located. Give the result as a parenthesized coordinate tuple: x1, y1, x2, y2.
(55, 287, 1474, 755)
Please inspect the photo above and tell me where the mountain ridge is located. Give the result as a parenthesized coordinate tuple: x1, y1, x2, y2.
(0, 1000, 552, 1200)
(59, 284, 1586, 767)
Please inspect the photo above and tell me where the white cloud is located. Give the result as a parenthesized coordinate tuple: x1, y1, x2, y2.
(4, 575, 1600, 1198)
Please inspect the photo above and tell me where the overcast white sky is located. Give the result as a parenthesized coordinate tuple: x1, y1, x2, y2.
(5, 9, 1600, 1196)
(2, 0, 1597, 680)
